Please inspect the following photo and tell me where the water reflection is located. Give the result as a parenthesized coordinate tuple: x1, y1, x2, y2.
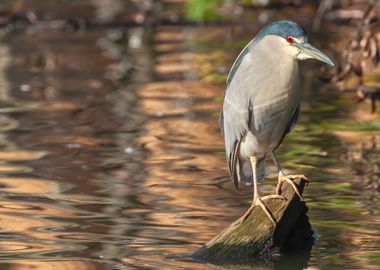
(0, 1, 378, 270)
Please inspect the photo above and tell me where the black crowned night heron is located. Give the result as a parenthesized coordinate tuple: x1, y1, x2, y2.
(220, 20, 334, 224)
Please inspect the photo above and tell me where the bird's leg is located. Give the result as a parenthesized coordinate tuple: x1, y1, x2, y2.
(272, 152, 308, 200)
(240, 156, 284, 225)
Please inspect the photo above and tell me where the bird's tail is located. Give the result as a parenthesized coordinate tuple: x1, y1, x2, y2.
(239, 157, 265, 186)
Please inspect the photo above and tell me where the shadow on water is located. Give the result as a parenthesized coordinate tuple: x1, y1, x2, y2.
(0, 0, 378, 269)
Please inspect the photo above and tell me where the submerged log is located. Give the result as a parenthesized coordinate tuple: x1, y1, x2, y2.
(192, 177, 312, 263)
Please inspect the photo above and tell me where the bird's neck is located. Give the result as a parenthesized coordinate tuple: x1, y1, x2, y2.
(247, 37, 301, 107)
(250, 38, 299, 92)
(254, 37, 298, 72)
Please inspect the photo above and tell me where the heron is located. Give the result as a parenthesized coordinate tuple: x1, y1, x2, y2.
(219, 20, 334, 224)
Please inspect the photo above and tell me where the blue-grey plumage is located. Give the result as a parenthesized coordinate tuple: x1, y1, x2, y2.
(219, 20, 333, 223)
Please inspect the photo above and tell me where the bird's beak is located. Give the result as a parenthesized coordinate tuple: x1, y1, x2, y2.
(294, 42, 334, 66)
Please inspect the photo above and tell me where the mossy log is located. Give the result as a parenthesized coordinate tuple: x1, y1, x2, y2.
(192, 177, 312, 263)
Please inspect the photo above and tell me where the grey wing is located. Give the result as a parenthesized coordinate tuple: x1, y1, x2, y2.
(286, 104, 300, 133)
(220, 97, 249, 188)
(275, 103, 300, 150)
(226, 38, 256, 88)
(220, 51, 255, 187)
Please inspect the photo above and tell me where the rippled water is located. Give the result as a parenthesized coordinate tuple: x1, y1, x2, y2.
(0, 1, 378, 269)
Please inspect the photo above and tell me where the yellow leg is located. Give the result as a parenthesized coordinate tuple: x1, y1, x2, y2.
(240, 156, 285, 225)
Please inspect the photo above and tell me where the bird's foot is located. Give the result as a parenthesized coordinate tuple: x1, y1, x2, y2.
(240, 195, 285, 225)
(276, 174, 308, 200)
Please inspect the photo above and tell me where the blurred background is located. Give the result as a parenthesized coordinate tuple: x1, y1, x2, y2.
(0, 0, 378, 269)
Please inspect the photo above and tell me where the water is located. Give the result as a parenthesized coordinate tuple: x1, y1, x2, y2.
(0, 1, 378, 269)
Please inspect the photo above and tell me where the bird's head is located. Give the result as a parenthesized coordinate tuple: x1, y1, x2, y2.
(256, 20, 334, 66)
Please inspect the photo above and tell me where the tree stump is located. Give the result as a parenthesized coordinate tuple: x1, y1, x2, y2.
(192, 177, 312, 263)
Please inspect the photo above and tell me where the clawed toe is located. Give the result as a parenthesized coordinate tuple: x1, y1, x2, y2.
(240, 204, 255, 224)
(278, 174, 307, 200)
(240, 197, 277, 225)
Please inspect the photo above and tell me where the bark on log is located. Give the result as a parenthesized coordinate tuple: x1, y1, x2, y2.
(192, 177, 312, 263)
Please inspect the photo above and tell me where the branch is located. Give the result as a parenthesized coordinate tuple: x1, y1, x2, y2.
(192, 177, 312, 263)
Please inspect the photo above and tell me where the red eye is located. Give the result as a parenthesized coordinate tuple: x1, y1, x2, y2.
(286, 37, 294, 43)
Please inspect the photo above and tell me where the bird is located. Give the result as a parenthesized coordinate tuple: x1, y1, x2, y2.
(219, 20, 334, 224)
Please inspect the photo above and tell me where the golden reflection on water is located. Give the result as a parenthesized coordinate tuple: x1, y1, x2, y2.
(129, 28, 246, 263)
(0, 176, 72, 256)
(1, 260, 108, 270)
(0, 1, 378, 270)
